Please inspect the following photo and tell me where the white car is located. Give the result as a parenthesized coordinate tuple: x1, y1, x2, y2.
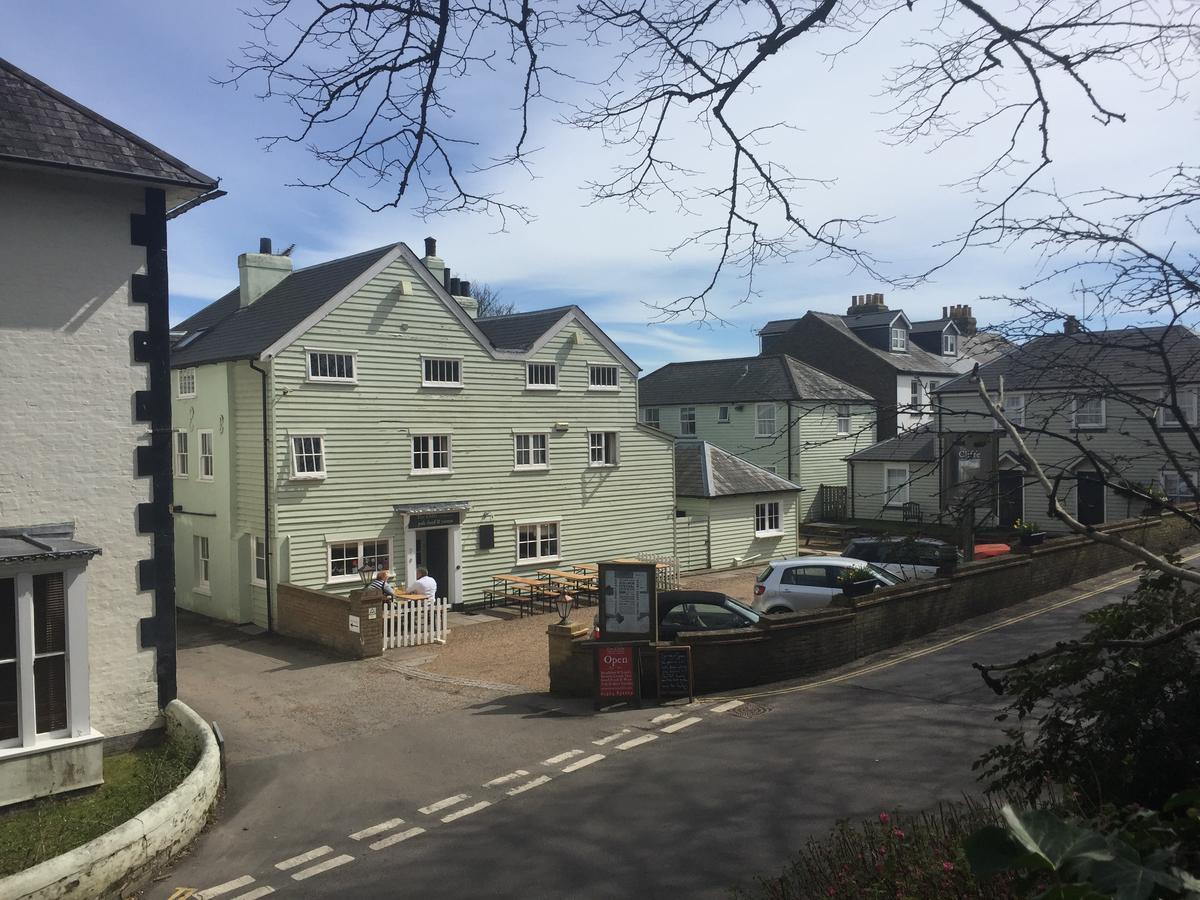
(750, 556, 901, 614)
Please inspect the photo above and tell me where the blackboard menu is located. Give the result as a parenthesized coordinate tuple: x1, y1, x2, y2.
(656, 646, 693, 702)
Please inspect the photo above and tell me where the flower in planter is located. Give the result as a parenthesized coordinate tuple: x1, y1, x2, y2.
(1012, 518, 1039, 536)
(837, 565, 875, 584)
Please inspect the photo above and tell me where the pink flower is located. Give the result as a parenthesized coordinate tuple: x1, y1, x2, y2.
(878, 812, 890, 824)
(942, 862, 955, 872)
(892, 828, 905, 839)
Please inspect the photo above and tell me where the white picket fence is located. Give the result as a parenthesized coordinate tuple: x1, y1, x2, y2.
(383, 596, 450, 649)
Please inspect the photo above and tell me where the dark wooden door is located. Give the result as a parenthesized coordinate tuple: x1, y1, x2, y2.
(1077, 471, 1105, 526)
(997, 470, 1024, 529)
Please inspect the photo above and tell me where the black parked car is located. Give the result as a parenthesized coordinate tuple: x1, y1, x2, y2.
(593, 590, 760, 640)
(842, 536, 961, 581)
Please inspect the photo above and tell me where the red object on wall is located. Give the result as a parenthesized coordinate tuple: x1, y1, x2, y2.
(597, 645, 636, 697)
(973, 543, 1012, 559)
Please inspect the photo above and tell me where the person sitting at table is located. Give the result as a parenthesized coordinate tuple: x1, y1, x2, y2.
(409, 566, 437, 600)
(369, 568, 396, 601)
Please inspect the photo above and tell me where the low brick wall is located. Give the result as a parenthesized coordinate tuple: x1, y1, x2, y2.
(276, 583, 384, 659)
(550, 512, 1196, 696)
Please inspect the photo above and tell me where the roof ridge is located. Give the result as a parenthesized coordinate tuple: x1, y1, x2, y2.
(475, 304, 575, 323)
(290, 242, 402, 274)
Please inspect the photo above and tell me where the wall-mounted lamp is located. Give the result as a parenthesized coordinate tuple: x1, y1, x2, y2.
(553, 422, 570, 432)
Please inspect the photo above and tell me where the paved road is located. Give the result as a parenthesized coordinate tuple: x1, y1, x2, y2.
(157, 567, 1140, 900)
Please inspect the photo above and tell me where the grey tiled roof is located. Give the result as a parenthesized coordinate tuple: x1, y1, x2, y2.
(844, 310, 906, 328)
(0, 523, 102, 564)
(640, 354, 871, 406)
(809, 313, 961, 376)
(0, 57, 217, 191)
(675, 440, 802, 498)
(474, 306, 572, 351)
(938, 325, 1200, 393)
(909, 318, 954, 334)
(846, 426, 938, 462)
(172, 245, 398, 367)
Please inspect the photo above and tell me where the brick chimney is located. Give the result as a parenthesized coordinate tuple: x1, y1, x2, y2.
(1064, 315, 1081, 335)
(238, 237, 292, 307)
(421, 235, 445, 283)
(846, 292, 888, 316)
(948, 303, 977, 336)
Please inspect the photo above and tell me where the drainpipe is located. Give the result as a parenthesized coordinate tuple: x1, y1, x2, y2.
(849, 461, 856, 518)
(786, 400, 794, 483)
(249, 360, 273, 633)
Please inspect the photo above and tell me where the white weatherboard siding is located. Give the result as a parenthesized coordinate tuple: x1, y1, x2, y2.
(676, 493, 799, 570)
(848, 459, 941, 522)
(0, 169, 158, 739)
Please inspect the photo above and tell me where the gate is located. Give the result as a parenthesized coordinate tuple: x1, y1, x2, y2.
(817, 484, 848, 521)
(383, 596, 450, 649)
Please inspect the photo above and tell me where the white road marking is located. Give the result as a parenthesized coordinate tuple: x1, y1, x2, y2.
(592, 728, 632, 746)
(507, 774, 552, 796)
(483, 769, 529, 787)
(291, 854, 354, 881)
(230, 888, 275, 900)
(661, 716, 703, 733)
(474, 703, 506, 713)
(419, 794, 470, 815)
(349, 818, 406, 841)
(369, 826, 426, 850)
(710, 699, 745, 713)
(615, 733, 659, 751)
(561, 753, 605, 773)
(274, 846, 332, 871)
(198, 875, 256, 898)
(542, 749, 583, 765)
(651, 712, 681, 724)
(441, 800, 492, 822)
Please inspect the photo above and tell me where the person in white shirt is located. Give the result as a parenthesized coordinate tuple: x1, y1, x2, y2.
(410, 566, 437, 600)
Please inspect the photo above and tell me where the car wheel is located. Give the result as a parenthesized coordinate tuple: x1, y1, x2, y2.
(766, 606, 791, 615)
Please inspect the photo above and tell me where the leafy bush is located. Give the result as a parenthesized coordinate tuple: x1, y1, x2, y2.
(836, 565, 875, 585)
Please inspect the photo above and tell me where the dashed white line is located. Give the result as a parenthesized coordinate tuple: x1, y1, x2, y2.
(349, 818, 406, 841)
(291, 853, 354, 881)
(561, 753, 605, 773)
(274, 846, 332, 871)
(592, 728, 632, 746)
(369, 826, 426, 850)
(507, 774, 552, 796)
(441, 800, 492, 822)
(483, 769, 529, 787)
(230, 888, 275, 900)
(198, 875, 256, 897)
(651, 712, 681, 724)
(419, 794, 470, 815)
(710, 699, 745, 713)
(542, 749, 583, 765)
(661, 716, 703, 733)
(615, 733, 658, 751)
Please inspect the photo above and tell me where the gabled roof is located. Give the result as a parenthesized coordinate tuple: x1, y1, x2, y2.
(846, 425, 938, 462)
(640, 354, 871, 406)
(675, 440, 802, 498)
(808, 312, 961, 376)
(910, 318, 960, 335)
(0, 57, 217, 193)
(937, 324, 1200, 393)
(475, 306, 574, 351)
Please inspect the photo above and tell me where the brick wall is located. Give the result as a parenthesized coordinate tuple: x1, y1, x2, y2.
(276, 583, 384, 659)
(550, 512, 1196, 696)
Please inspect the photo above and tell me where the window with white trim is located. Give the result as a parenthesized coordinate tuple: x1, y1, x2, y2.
(526, 363, 557, 389)
(327, 538, 392, 583)
(412, 435, 452, 473)
(1160, 470, 1198, 501)
(174, 431, 189, 478)
(589, 431, 618, 466)
(516, 522, 559, 564)
(836, 404, 851, 436)
(195, 536, 210, 590)
(926, 382, 938, 410)
(755, 403, 776, 438)
(290, 435, 326, 479)
(252, 536, 267, 586)
(177, 367, 196, 398)
(943, 333, 957, 355)
(307, 350, 356, 383)
(588, 364, 619, 390)
(514, 433, 548, 469)
(717, 406, 730, 424)
(643, 408, 661, 429)
(1073, 396, 1106, 429)
(1004, 393, 1026, 426)
(198, 430, 214, 481)
(1160, 390, 1197, 428)
(884, 465, 910, 506)
(680, 407, 696, 435)
(754, 502, 782, 536)
(891, 328, 908, 351)
(422, 357, 462, 387)
(909, 379, 921, 411)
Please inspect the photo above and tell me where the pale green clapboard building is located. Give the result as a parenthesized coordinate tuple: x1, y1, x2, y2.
(170, 238, 675, 626)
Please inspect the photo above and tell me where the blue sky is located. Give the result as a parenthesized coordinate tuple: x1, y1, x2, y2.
(5, 2, 1195, 373)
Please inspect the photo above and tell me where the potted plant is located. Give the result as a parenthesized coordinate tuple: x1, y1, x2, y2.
(837, 566, 878, 598)
(1142, 482, 1167, 516)
(1013, 518, 1045, 547)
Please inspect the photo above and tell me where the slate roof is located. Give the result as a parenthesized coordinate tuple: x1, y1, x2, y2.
(675, 441, 802, 498)
(846, 426, 938, 463)
(909, 318, 955, 334)
(844, 310, 906, 329)
(809, 313, 961, 376)
(0, 57, 217, 192)
(640, 354, 871, 406)
(474, 306, 573, 351)
(0, 523, 102, 565)
(171, 244, 398, 367)
(938, 325, 1200, 393)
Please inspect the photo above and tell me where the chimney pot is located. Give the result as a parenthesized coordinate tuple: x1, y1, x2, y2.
(424, 236, 437, 258)
(461, 280, 471, 298)
(259, 237, 272, 254)
(1064, 315, 1081, 335)
(443, 268, 451, 291)
(450, 277, 461, 296)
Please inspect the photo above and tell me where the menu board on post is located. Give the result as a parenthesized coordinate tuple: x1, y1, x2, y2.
(593, 643, 640, 709)
(598, 562, 657, 643)
(656, 645, 693, 703)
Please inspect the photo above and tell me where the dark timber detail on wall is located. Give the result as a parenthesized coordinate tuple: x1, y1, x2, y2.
(130, 187, 177, 708)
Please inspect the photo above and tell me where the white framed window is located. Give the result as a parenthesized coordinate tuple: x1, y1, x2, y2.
(195, 536, 210, 591)
(514, 433, 549, 470)
(755, 403, 776, 438)
(174, 431, 189, 478)
(526, 363, 558, 390)
(891, 328, 908, 351)
(1160, 390, 1197, 428)
(763, 465, 778, 475)
(252, 535, 267, 586)
(177, 367, 196, 399)
(680, 407, 696, 435)
(1004, 393, 1026, 427)
(198, 430, 214, 481)
(943, 333, 957, 355)
(327, 538, 392, 584)
(909, 379, 921, 411)
(290, 435, 326, 479)
(884, 465, 910, 506)
(412, 434, 452, 474)
(1073, 396, 1106, 430)
(754, 502, 782, 536)
(643, 408, 661, 429)
(836, 404, 851, 436)
(588, 364, 620, 390)
(926, 382, 938, 410)
(717, 406, 730, 424)
(306, 349, 357, 383)
(422, 357, 462, 387)
(588, 431, 619, 466)
(516, 521, 559, 564)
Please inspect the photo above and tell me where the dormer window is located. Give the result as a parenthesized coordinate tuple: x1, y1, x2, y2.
(890, 327, 908, 352)
(943, 333, 957, 355)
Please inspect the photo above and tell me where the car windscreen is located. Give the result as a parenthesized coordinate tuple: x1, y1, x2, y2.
(723, 597, 760, 624)
(867, 563, 901, 585)
(844, 542, 878, 562)
(756, 565, 774, 583)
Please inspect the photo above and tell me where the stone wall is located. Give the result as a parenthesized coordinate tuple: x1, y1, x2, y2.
(276, 583, 384, 659)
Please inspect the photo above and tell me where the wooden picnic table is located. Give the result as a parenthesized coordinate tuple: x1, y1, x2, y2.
(394, 591, 428, 602)
(537, 568, 599, 606)
(486, 573, 549, 617)
(570, 563, 598, 573)
(610, 558, 672, 569)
